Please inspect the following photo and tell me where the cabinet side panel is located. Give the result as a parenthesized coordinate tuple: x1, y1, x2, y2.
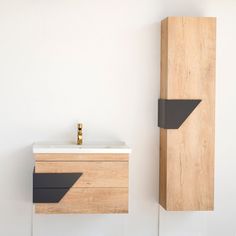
(166, 17, 216, 210)
(159, 129, 167, 209)
(160, 18, 168, 99)
(159, 18, 168, 209)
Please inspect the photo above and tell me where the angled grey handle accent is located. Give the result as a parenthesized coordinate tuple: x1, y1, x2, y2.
(33, 169, 82, 203)
(158, 99, 201, 129)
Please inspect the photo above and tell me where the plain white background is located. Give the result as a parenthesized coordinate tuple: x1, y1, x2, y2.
(0, 0, 235, 235)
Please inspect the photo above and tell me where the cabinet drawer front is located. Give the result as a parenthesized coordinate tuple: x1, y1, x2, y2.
(33, 172, 82, 188)
(35, 153, 129, 161)
(35, 188, 128, 214)
(33, 188, 70, 203)
(35, 161, 128, 188)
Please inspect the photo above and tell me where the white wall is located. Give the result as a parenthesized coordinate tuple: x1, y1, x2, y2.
(0, 0, 235, 236)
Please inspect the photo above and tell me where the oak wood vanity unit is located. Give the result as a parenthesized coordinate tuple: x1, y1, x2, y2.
(33, 143, 131, 214)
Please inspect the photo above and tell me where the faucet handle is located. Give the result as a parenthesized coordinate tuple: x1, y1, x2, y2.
(77, 123, 83, 145)
(78, 123, 83, 130)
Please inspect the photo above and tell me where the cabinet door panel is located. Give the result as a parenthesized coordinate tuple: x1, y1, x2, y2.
(159, 17, 216, 211)
(35, 161, 128, 188)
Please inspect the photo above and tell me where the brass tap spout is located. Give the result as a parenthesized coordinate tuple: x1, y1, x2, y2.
(77, 123, 83, 145)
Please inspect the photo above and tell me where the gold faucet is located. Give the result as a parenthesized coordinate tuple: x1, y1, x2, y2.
(77, 123, 83, 145)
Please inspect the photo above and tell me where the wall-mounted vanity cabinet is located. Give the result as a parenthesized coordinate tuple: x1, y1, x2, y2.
(33, 143, 131, 214)
(159, 17, 216, 211)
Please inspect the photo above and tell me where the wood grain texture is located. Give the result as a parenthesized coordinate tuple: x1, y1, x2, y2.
(35, 188, 128, 214)
(35, 153, 128, 162)
(159, 17, 216, 211)
(159, 18, 168, 209)
(35, 161, 128, 187)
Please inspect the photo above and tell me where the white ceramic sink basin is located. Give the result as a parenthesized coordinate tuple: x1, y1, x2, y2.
(33, 142, 131, 154)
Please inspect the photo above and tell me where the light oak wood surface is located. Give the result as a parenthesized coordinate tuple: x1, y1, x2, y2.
(35, 188, 128, 214)
(35, 153, 128, 162)
(159, 17, 216, 211)
(35, 161, 128, 187)
(34, 152, 129, 213)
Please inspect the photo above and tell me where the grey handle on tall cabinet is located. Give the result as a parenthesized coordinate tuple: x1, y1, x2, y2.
(158, 99, 201, 129)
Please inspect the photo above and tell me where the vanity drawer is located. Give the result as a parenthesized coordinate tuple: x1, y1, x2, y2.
(33, 151, 130, 214)
(35, 153, 129, 162)
(35, 161, 128, 188)
(35, 187, 128, 214)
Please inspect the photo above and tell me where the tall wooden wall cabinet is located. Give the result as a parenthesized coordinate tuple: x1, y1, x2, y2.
(159, 17, 216, 211)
